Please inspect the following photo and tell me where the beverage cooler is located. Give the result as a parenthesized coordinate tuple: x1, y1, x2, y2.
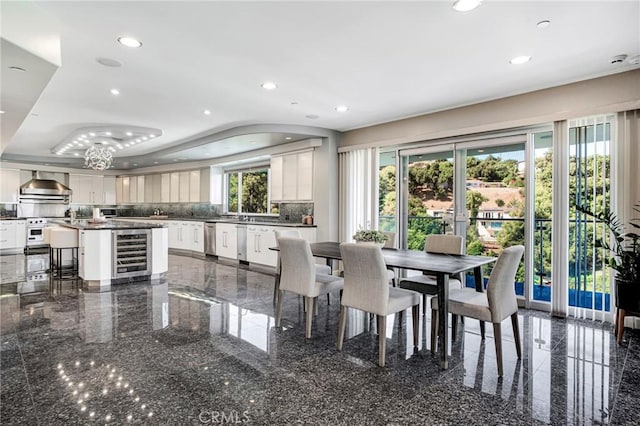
(112, 229, 152, 278)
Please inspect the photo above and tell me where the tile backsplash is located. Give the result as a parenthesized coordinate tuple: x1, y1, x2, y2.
(0, 204, 17, 218)
(278, 203, 314, 223)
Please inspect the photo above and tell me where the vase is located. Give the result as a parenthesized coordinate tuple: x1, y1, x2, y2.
(355, 240, 386, 248)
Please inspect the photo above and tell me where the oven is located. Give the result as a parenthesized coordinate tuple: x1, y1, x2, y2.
(26, 218, 48, 247)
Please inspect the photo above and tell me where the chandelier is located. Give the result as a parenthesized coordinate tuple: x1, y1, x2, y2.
(84, 144, 113, 170)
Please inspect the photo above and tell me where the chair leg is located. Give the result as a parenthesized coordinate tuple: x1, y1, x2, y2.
(327, 293, 331, 305)
(493, 323, 503, 377)
(479, 321, 486, 339)
(617, 309, 626, 345)
(377, 314, 387, 367)
(614, 308, 619, 337)
(314, 297, 319, 316)
(273, 274, 280, 305)
(511, 313, 522, 359)
(337, 305, 347, 351)
(412, 305, 419, 348)
(422, 294, 427, 316)
(305, 297, 314, 339)
(430, 307, 438, 354)
(275, 290, 285, 327)
(451, 314, 458, 341)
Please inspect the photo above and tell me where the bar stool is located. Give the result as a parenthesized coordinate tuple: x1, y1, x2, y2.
(49, 228, 79, 285)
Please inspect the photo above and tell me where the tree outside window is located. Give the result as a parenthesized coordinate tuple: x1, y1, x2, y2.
(226, 169, 270, 214)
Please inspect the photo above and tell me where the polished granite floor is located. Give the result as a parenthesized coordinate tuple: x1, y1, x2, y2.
(1, 252, 639, 425)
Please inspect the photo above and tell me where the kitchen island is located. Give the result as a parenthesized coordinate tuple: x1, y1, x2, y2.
(52, 219, 168, 289)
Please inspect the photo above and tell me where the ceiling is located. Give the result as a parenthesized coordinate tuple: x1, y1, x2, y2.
(1, 1, 639, 170)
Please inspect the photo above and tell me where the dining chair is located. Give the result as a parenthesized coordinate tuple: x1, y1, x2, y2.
(382, 231, 398, 286)
(338, 243, 420, 367)
(430, 245, 524, 377)
(273, 229, 332, 304)
(399, 234, 464, 313)
(275, 237, 344, 339)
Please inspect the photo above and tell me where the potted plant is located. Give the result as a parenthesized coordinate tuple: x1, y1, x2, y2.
(576, 203, 640, 313)
(353, 229, 390, 247)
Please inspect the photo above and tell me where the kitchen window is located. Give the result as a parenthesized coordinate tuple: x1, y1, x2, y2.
(225, 167, 277, 215)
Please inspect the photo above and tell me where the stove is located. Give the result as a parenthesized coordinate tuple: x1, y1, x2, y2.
(26, 218, 48, 248)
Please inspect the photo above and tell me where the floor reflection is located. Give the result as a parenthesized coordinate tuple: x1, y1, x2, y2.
(0, 252, 638, 425)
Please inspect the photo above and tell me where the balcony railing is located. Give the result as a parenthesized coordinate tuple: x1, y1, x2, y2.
(378, 215, 611, 310)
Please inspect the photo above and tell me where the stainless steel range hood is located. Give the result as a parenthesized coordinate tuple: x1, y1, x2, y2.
(19, 171, 71, 203)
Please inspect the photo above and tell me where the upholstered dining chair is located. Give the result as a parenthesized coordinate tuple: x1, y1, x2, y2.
(399, 234, 464, 313)
(338, 243, 421, 367)
(273, 229, 331, 304)
(431, 245, 525, 377)
(275, 237, 344, 339)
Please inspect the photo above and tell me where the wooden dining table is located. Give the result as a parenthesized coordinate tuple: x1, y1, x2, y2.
(307, 241, 496, 369)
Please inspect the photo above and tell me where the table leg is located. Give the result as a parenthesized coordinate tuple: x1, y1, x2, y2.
(437, 272, 450, 369)
(473, 266, 483, 291)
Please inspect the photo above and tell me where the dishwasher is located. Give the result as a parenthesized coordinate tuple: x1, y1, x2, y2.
(204, 223, 216, 255)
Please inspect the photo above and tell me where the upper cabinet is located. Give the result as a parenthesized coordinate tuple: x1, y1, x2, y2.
(270, 150, 314, 202)
(114, 167, 218, 204)
(70, 174, 114, 205)
(0, 168, 21, 203)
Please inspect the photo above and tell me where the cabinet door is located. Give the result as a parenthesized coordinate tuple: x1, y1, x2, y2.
(15, 221, 26, 249)
(91, 176, 104, 204)
(103, 176, 116, 204)
(258, 227, 278, 267)
(189, 170, 200, 202)
(144, 175, 154, 202)
(122, 177, 130, 203)
(282, 154, 298, 201)
(297, 151, 313, 200)
(0, 221, 16, 249)
(168, 221, 180, 249)
(215, 224, 237, 259)
(178, 172, 190, 202)
(129, 176, 138, 203)
(161, 174, 171, 203)
(136, 176, 145, 203)
(246, 227, 260, 263)
(116, 177, 124, 204)
(0, 169, 20, 203)
(170, 173, 180, 202)
(270, 156, 283, 201)
(190, 222, 204, 253)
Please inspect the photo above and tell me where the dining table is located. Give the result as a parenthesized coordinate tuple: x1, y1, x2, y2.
(307, 241, 497, 369)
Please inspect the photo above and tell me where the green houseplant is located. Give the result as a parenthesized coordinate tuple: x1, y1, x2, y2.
(353, 229, 390, 246)
(576, 203, 640, 312)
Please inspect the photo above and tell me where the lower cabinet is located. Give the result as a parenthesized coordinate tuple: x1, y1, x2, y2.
(215, 223, 237, 259)
(0, 220, 26, 250)
(247, 226, 279, 267)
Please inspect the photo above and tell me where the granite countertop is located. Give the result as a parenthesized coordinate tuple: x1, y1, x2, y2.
(116, 217, 317, 227)
(51, 218, 167, 230)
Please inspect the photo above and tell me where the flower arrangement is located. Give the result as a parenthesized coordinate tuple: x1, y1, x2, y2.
(353, 229, 389, 244)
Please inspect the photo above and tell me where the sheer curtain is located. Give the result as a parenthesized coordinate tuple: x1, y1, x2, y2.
(339, 148, 379, 242)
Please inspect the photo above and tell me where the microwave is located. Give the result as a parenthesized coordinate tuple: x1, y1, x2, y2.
(100, 208, 118, 218)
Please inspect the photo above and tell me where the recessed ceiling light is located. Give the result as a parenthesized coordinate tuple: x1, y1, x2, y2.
(126, 132, 132, 136)
(149, 134, 155, 137)
(536, 20, 551, 28)
(335, 105, 349, 112)
(452, 0, 481, 12)
(96, 57, 122, 67)
(0, 110, 5, 114)
(142, 136, 148, 140)
(509, 55, 532, 65)
(117, 36, 142, 48)
(74, 153, 79, 156)
(203, 109, 211, 115)
(89, 132, 95, 137)
(105, 131, 112, 136)
(110, 89, 120, 96)
(261, 81, 277, 90)
(153, 161, 159, 164)
(285, 137, 292, 140)
(133, 163, 138, 166)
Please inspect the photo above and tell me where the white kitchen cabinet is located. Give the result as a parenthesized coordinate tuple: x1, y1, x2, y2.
(144, 175, 154, 202)
(129, 176, 138, 203)
(103, 176, 116, 204)
(167, 221, 182, 249)
(70, 174, 105, 204)
(170, 173, 180, 202)
(215, 223, 237, 260)
(247, 225, 278, 267)
(161, 174, 171, 203)
(15, 220, 26, 248)
(189, 222, 204, 253)
(0, 221, 17, 249)
(179, 171, 190, 202)
(0, 169, 21, 203)
(189, 170, 200, 202)
(270, 150, 314, 202)
(116, 177, 123, 204)
(122, 177, 130, 203)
